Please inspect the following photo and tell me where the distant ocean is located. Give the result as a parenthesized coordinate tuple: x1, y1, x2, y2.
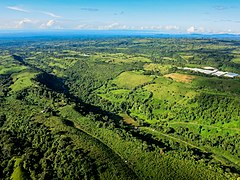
(0, 30, 240, 39)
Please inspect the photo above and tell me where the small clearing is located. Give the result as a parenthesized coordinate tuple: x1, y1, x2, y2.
(164, 73, 195, 83)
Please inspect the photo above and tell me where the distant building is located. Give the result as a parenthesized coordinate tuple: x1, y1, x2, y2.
(203, 67, 217, 71)
(212, 71, 228, 77)
(224, 73, 239, 78)
(179, 66, 239, 78)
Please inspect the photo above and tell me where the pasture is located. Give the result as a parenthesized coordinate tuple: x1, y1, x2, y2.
(10, 71, 38, 92)
(113, 71, 154, 89)
(164, 73, 195, 83)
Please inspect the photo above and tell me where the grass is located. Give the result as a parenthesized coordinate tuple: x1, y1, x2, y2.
(10, 157, 25, 180)
(120, 113, 139, 127)
(163, 57, 176, 61)
(180, 55, 194, 61)
(164, 73, 196, 83)
(143, 64, 173, 74)
(0, 55, 28, 75)
(144, 77, 196, 102)
(0, 66, 27, 75)
(98, 89, 130, 103)
(49, 62, 66, 69)
(10, 71, 38, 92)
(232, 57, 240, 64)
(113, 71, 154, 89)
(92, 53, 152, 64)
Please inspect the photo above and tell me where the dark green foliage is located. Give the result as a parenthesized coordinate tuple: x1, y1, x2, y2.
(0, 121, 98, 179)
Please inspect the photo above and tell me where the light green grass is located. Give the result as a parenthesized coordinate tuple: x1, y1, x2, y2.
(144, 77, 197, 102)
(10, 157, 25, 180)
(10, 71, 38, 92)
(98, 89, 130, 103)
(143, 64, 174, 74)
(49, 62, 66, 69)
(180, 55, 194, 61)
(0, 66, 27, 75)
(92, 53, 152, 63)
(232, 57, 240, 64)
(113, 71, 154, 89)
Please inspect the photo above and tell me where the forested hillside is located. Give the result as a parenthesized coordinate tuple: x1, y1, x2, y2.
(0, 37, 240, 180)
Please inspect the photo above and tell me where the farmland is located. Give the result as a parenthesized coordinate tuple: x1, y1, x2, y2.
(0, 36, 240, 180)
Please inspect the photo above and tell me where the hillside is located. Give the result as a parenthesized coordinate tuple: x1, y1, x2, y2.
(0, 37, 240, 180)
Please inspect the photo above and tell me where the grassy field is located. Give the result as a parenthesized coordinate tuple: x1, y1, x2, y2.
(180, 55, 194, 61)
(10, 71, 39, 92)
(113, 71, 154, 89)
(232, 57, 240, 64)
(143, 64, 174, 74)
(120, 113, 139, 126)
(164, 73, 196, 83)
(10, 158, 25, 180)
(92, 53, 152, 63)
(144, 76, 197, 101)
(98, 89, 130, 103)
(0, 55, 28, 75)
(0, 66, 27, 75)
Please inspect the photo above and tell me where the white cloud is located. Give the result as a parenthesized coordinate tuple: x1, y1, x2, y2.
(41, 11, 61, 18)
(16, 18, 32, 28)
(40, 20, 62, 29)
(7, 6, 29, 13)
(164, 25, 179, 30)
(75, 24, 89, 29)
(46, 20, 55, 27)
(198, 27, 205, 33)
(187, 26, 196, 33)
(98, 23, 125, 30)
(75, 23, 181, 31)
(187, 26, 206, 33)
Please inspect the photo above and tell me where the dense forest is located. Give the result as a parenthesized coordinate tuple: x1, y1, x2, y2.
(0, 36, 240, 179)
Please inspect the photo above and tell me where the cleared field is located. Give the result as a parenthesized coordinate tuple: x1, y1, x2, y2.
(0, 55, 28, 75)
(10, 71, 38, 92)
(231, 57, 240, 64)
(164, 73, 195, 83)
(113, 71, 154, 89)
(93, 53, 152, 63)
(163, 57, 176, 61)
(98, 89, 130, 103)
(144, 77, 197, 103)
(0, 66, 27, 75)
(144, 83, 195, 101)
(143, 63, 174, 74)
(48, 57, 78, 68)
(10, 158, 25, 180)
(180, 55, 194, 61)
(120, 113, 139, 127)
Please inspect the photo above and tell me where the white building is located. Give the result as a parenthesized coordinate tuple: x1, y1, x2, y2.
(224, 73, 239, 78)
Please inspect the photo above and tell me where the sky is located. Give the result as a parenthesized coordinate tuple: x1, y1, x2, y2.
(0, 0, 240, 34)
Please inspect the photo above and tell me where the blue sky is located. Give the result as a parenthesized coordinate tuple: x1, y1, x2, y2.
(0, 0, 240, 33)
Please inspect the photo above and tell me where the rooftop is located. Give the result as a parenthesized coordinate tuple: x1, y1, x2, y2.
(179, 67, 239, 78)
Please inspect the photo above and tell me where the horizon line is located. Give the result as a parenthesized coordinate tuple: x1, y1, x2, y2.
(0, 29, 239, 36)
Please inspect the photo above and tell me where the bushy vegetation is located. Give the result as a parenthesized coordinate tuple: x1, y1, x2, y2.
(0, 36, 240, 179)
